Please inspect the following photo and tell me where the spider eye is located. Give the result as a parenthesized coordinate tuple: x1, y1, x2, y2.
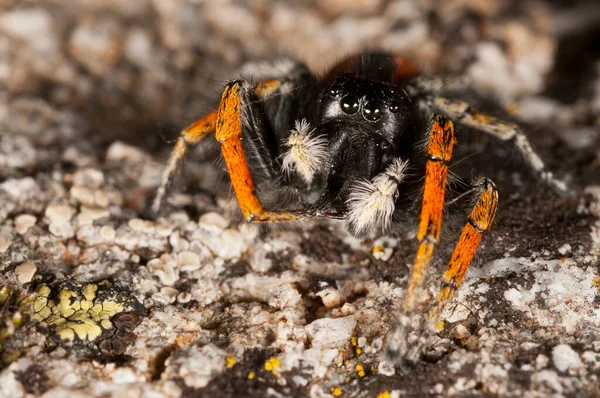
(388, 101, 400, 113)
(363, 102, 382, 121)
(341, 95, 359, 115)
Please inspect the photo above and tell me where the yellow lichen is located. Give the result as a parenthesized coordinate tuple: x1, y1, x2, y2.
(355, 364, 365, 377)
(331, 386, 342, 396)
(226, 357, 237, 368)
(377, 392, 391, 398)
(264, 357, 281, 374)
(593, 277, 600, 292)
(436, 320, 445, 332)
(31, 281, 142, 343)
(247, 371, 255, 379)
(372, 245, 385, 253)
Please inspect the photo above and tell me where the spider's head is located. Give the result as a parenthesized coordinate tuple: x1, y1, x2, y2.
(319, 73, 414, 150)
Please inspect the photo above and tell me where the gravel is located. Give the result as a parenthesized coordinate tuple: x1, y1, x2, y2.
(0, 1, 599, 397)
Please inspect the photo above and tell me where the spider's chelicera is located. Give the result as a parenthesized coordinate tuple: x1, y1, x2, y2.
(154, 52, 568, 365)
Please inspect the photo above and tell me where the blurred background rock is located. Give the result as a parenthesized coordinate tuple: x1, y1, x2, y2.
(0, 0, 598, 151)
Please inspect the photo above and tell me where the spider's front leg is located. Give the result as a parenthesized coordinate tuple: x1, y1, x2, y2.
(403, 115, 457, 313)
(215, 80, 314, 223)
(385, 115, 456, 366)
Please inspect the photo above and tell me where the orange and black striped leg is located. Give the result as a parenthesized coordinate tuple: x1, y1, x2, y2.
(216, 80, 313, 223)
(403, 115, 457, 313)
(429, 178, 498, 325)
(152, 79, 286, 213)
(153, 110, 218, 212)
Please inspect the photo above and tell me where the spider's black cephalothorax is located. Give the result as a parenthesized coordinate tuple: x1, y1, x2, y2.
(154, 52, 569, 365)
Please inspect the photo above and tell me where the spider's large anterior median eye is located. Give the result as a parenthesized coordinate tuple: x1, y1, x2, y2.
(363, 102, 382, 121)
(388, 101, 400, 113)
(341, 95, 359, 114)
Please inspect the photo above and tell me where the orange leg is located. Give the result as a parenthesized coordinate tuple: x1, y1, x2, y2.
(403, 115, 457, 313)
(215, 80, 313, 223)
(429, 178, 498, 322)
(153, 79, 285, 213)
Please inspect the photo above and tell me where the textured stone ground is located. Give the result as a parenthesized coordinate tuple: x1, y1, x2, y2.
(0, 1, 599, 397)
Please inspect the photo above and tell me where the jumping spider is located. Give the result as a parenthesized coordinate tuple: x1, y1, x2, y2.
(154, 52, 569, 364)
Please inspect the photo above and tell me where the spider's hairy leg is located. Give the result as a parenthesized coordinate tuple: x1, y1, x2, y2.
(216, 80, 314, 223)
(429, 178, 498, 324)
(152, 79, 286, 213)
(403, 115, 456, 313)
(153, 110, 218, 213)
(424, 96, 570, 196)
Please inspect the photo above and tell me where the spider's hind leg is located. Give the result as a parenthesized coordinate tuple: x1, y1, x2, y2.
(429, 177, 498, 324)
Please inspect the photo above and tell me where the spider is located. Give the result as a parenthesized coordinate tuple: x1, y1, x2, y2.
(153, 52, 569, 364)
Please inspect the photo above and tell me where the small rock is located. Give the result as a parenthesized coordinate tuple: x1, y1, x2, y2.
(147, 254, 178, 286)
(128, 218, 145, 231)
(378, 360, 395, 376)
(557, 243, 571, 256)
(73, 168, 105, 188)
(177, 292, 192, 303)
(49, 222, 75, 238)
(177, 251, 201, 272)
(164, 344, 227, 389)
(316, 287, 341, 309)
(153, 287, 179, 305)
(70, 186, 96, 206)
(552, 344, 583, 373)
(0, 235, 10, 253)
(100, 225, 116, 242)
(105, 141, 148, 162)
(15, 214, 36, 235)
(305, 316, 357, 348)
(15, 262, 36, 284)
(199, 212, 230, 232)
(77, 206, 110, 225)
(45, 204, 75, 225)
(0, 9, 57, 52)
(68, 17, 123, 75)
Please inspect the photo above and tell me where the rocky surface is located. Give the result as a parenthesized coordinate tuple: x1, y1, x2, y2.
(0, 1, 599, 397)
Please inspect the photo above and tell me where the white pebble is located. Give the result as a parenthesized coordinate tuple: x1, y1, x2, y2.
(169, 233, 190, 253)
(0, 236, 10, 253)
(305, 316, 357, 348)
(70, 186, 96, 206)
(147, 254, 178, 286)
(73, 168, 105, 188)
(45, 204, 74, 225)
(15, 214, 36, 235)
(552, 344, 582, 373)
(199, 212, 230, 232)
(316, 287, 340, 309)
(77, 206, 110, 225)
(128, 218, 145, 231)
(49, 223, 75, 238)
(177, 292, 192, 303)
(100, 225, 116, 242)
(178, 251, 201, 272)
(15, 262, 36, 284)
(377, 360, 395, 376)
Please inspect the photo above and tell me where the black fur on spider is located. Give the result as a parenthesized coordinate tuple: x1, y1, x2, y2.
(153, 52, 569, 364)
